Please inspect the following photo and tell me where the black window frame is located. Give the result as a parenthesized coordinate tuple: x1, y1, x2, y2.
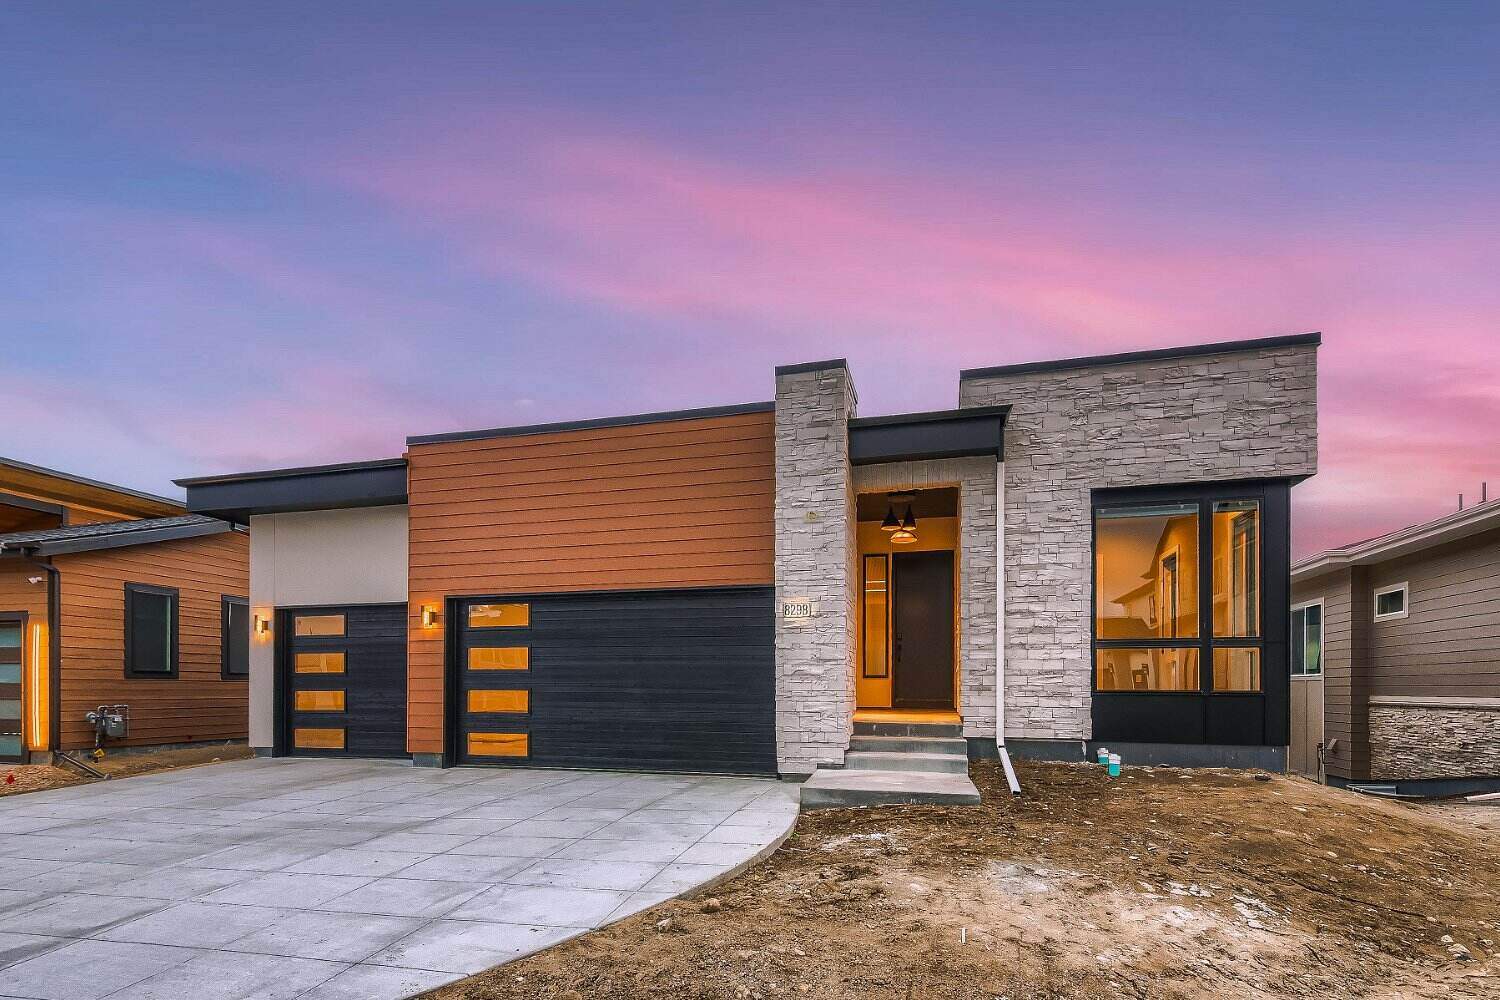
(1091, 486, 1268, 697)
(124, 582, 180, 679)
(221, 595, 250, 679)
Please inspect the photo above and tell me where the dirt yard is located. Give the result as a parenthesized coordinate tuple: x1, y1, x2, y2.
(0, 742, 253, 797)
(428, 761, 1500, 1000)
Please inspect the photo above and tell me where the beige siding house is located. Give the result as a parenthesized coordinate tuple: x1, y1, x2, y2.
(1291, 498, 1500, 794)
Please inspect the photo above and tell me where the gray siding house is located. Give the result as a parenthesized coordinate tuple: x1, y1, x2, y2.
(1291, 499, 1500, 794)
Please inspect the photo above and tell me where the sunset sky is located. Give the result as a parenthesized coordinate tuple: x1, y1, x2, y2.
(2, 2, 1496, 558)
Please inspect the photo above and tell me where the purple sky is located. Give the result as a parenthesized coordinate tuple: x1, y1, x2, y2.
(2, 2, 1497, 558)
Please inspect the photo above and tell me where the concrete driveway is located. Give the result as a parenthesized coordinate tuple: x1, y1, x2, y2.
(0, 757, 799, 1000)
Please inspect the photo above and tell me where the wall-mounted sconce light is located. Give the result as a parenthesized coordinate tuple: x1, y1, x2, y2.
(254, 615, 270, 636)
(421, 606, 440, 628)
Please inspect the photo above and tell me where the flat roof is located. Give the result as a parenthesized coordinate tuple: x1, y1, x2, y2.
(1293, 498, 1500, 580)
(848, 405, 1008, 465)
(407, 401, 775, 447)
(175, 457, 407, 488)
(960, 332, 1322, 381)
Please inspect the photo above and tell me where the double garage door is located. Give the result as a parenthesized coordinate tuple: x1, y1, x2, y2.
(282, 588, 775, 775)
(455, 587, 775, 775)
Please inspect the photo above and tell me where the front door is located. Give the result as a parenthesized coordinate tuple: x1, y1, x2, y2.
(0, 615, 24, 762)
(892, 551, 955, 709)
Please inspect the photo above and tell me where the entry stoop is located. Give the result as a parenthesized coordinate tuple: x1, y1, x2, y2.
(799, 720, 982, 809)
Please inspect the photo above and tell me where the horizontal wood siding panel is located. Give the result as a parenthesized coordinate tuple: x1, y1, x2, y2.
(55, 532, 249, 750)
(406, 410, 775, 753)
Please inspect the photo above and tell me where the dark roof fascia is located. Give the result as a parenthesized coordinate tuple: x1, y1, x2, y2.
(848, 406, 1007, 467)
(774, 359, 848, 377)
(0, 491, 66, 518)
(181, 462, 409, 522)
(174, 458, 407, 487)
(408, 401, 775, 447)
(0, 518, 232, 558)
(0, 455, 183, 509)
(959, 332, 1322, 381)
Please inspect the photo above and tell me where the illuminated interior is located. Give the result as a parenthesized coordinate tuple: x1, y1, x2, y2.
(854, 487, 960, 712)
(1094, 497, 1264, 693)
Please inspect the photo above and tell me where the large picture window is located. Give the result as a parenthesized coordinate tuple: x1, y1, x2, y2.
(1094, 494, 1264, 693)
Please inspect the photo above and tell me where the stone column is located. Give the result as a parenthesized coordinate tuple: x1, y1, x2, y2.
(773, 360, 857, 778)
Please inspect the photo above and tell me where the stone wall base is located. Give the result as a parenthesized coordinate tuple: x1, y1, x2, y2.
(1369, 704, 1500, 781)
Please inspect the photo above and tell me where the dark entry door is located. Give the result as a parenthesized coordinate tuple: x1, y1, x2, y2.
(0, 615, 24, 762)
(280, 604, 407, 758)
(893, 551, 955, 709)
(455, 587, 776, 774)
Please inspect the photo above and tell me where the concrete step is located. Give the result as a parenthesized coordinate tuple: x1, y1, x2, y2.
(852, 721, 963, 738)
(799, 768, 982, 809)
(844, 750, 969, 774)
(848, 735, 969, 755)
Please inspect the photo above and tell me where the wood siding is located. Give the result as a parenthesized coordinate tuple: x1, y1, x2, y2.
(54, 531, 249, 750)
(405, 410, 776, 754)
(1367, 527, 1500, 699)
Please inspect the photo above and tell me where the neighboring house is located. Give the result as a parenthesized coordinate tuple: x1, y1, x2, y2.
(0, 457, 249, 761)
(178, 333, 1318, 795)
(1290, 498, 1500, 795)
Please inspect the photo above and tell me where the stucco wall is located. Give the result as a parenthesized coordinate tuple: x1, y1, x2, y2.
(959, 342, 1318, 741)
(246, 505, 408, 749)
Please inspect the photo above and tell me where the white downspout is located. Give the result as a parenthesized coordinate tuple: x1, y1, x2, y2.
(995, 459, 1020, 796)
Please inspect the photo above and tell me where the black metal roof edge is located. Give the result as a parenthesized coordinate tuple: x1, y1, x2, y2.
(773, 359, 848, 377)
(174, 457, 408, 487)
(959, 332, 1323, 381)
(0, 455, 183, 509)
(848, 404, 1010, 429)
(0, 518, 231, 558)
(0, 491, 66, 517)
(407, 401, 775, 447)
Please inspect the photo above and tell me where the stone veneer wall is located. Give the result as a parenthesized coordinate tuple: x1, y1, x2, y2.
(959, 343, 1318, 741)
(853, 458, 998, 741)
(774, 363, 858, 776)
(1369, 702, 1500, 780)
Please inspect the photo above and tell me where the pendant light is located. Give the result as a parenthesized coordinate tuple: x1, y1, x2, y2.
(880, 504, 900, 532)
(891, 503, 918, 544)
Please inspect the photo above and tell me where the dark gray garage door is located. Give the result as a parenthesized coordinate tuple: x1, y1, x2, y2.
(279, 603, 407, 758)
(454, 587, 775, 774)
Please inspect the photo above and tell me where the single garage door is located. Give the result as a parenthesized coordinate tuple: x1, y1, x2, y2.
(280, 603, 407, 758)
(454, 586, 775, 774)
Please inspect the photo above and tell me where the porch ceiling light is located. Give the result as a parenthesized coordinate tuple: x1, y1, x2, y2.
(891, 527, 918, 544)
(880, 505, 900, 531)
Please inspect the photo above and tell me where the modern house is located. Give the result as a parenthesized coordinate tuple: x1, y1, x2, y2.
(178, 333, 1318, 796)
(1290, 496, 1500, 795)
(0, 457, 249, 762)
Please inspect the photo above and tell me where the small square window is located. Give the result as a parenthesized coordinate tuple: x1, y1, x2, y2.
(1373, 583, 1408, 622)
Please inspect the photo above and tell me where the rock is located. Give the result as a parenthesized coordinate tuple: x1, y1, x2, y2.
(654, 917, 674, 933)
(702, 897, 723, 913)
(1448, 944, 1472, 961)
